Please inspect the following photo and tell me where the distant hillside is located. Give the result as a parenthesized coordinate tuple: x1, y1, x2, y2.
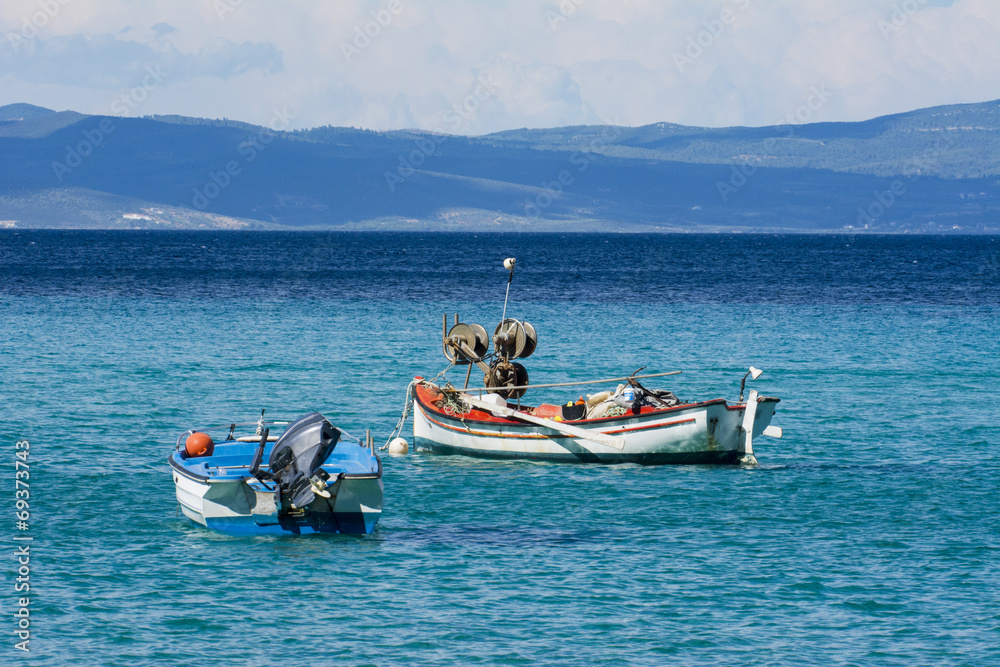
(483, 100, 1000, 179)
(0, 103, 55, 120)
(0, 104, 87, 139)
(0, 100, 996, 231)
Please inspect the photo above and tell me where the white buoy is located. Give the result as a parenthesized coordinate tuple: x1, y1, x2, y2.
(387, 437, 409, 455)
(503, 257, 516, 270)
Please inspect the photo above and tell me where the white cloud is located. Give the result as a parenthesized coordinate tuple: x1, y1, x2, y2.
(0, 33, 281, 88)
(0, 0, 996, 132)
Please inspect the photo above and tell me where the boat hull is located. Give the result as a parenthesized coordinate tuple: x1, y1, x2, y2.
(170, 457, 383, 536)
(413, 385, 778, 464)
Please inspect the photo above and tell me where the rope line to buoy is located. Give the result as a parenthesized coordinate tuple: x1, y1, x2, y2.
(380, 379, 417, 451)
(379, 362, 456, 451)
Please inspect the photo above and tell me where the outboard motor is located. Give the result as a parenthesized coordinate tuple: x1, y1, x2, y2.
(252, 412, 340, 509)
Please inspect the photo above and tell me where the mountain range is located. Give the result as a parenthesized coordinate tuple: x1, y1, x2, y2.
(1, 100, 997, 232)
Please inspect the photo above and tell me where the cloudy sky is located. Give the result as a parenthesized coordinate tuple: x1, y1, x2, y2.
(1, 0, 998, 134)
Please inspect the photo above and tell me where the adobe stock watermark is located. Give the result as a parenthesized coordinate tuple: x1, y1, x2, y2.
(878, 0, 929, 39)
(524, 121, 624, 217)
(12, 438, 31, 653)
(975, 254, 999, 292)
(674, 0, 750, 73)
(384, 73, 500, 192)
(777, 85, 833, 125)
(546, 0, 588, 32)
(51, 64, 168, 183)
(110, 64, 168, 115)
(5, 0, 72, 54)
(855, 180, 907, 229)
(854, 130, 961, 229)
(716, 84, 833, 202)
(442, 74, 500, 132)
(191, 107, 296, 210)
(213, 0, 243, 20)
(341, 0, 404, 62)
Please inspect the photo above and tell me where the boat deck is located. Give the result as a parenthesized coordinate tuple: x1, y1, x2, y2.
(413, 381, 752, 426)
(171, 440, 378, 481)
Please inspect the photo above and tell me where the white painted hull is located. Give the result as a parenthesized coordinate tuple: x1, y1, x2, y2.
(413, 391, 778, 464)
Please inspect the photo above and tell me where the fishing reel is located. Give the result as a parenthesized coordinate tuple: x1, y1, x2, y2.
(442, 317, 536, 398)
(442, 322, 489, 364)
(493, 319, 537, 360)
(485, 360, 529, 399)
(486, 318, 536, 398)
(442, 318, 537, 364)
(439, 257, 538, 398)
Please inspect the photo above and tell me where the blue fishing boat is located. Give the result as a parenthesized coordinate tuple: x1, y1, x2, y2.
(169, 412, 383, 535)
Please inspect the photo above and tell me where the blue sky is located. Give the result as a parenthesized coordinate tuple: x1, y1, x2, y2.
(1, 0, 997, 134)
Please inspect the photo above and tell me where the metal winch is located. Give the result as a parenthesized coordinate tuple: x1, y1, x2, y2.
(441, 257, 537, 398)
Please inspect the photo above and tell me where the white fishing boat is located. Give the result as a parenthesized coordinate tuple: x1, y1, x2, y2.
(169, 412, 383, 535)
(391, 258, 782, 465)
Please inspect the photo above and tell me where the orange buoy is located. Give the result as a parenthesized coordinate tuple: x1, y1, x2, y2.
(185, 432, 214, 458)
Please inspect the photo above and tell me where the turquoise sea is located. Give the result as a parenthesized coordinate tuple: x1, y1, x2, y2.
(2, 231, 998, 665)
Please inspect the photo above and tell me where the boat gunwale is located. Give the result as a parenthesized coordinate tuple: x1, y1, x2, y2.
(168, 450, 383, 484)
(174, 419, 365, 450)
(412, 381, 777, 430)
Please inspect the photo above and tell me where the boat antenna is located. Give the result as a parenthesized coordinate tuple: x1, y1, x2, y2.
(500, 257, 516, 325)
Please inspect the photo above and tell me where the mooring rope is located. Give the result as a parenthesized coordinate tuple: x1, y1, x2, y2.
(379, 362, 461, 450)
(380, 379, 417, 451)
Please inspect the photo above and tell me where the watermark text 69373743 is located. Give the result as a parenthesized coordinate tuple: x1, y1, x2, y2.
(13, 439, 31, 653)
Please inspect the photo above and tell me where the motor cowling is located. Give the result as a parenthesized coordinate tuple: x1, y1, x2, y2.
(268, 412, 340, 509)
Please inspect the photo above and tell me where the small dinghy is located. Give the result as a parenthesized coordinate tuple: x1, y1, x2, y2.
(393, 257, 783, 465)
(169, 412, 383, 535)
